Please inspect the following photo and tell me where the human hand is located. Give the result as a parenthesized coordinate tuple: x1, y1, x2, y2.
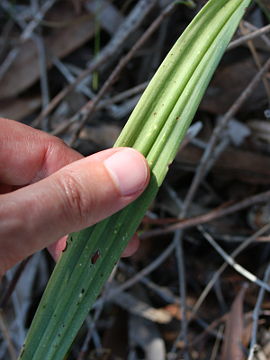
(0, 118, 150, 276)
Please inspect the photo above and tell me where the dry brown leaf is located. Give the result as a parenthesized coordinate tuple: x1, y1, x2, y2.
(0, 1, 122, 98)
(175, 143, 270, 184)
(112, 291, 172, 324)
(163, 303, 195, 321)
(200, 57, 266, 114)
(0, 12, 95, 98)
(80, 124, 121, 148)
(0, 97, 41, 121)
(221, 284, 248, 360)
(164, 304, 182, 320)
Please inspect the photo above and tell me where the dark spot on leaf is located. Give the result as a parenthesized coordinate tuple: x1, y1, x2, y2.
(62, 242, 68, 252)
(91, 250, 100, 264)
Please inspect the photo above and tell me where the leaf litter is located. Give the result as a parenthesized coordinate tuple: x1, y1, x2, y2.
(1, 1, 270, 359)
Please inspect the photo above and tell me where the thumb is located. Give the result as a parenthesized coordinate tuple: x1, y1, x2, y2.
(0, 148, 149, 272)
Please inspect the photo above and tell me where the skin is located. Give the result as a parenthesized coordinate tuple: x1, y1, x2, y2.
(0, 118, 150, 276)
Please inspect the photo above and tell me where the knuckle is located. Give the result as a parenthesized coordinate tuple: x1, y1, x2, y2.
(56, 170, 91, 225)
(49, 136, 69, 152)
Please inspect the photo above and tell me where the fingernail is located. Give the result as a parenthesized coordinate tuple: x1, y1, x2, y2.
(104, 148, 148, 196)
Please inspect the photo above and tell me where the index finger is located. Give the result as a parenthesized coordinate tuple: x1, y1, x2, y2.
(0, 118, 82, 185)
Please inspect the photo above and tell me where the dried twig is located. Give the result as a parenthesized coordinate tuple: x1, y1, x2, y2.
(33, 0, 159, 127)
(34, 34, 50, 130)
(191, 224, 270, 319)
(169, 230, 189, 360)
(210, 325, 224, 360)
(200, 226, 270, 292)
(239, 22, 270, 104)
(0, 258, 31, 309)
(51, 81, 149, 136)
(98, 81, 149, 108)
(164, 59, 270, 355)
(76, 313, 102, 360)
(0, 0, 57, 80)
(228, 23, 270, 50)
(53, 59, 94, 99)
(142, 189, 270, 239)
(248, 264, 270, 360)
(163, 185, 189, 360)
(0, 310, 17, 360)
(221, 283, 248, 360)
(68, 1, 177, 146)
(119, 261, 179, 304)
(181, 57, 270, 215)
(243, 21, 270, 48)
(94, 241, 175, 309)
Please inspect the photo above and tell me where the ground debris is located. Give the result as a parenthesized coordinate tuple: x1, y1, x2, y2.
(1, 1, 270, 359)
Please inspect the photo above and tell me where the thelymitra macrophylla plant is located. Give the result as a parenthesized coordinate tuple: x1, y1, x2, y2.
(19, 1, 252, 359)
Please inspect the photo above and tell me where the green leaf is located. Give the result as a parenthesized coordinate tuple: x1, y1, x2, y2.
(19, 0, 251, 359)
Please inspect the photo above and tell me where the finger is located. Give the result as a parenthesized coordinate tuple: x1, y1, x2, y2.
(0, 117, 82, 185)
(0, 148, 149, 273)
(48, 233, 140, 261)
(121, 234, 140, 257)
(47, 236, 68, 261)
